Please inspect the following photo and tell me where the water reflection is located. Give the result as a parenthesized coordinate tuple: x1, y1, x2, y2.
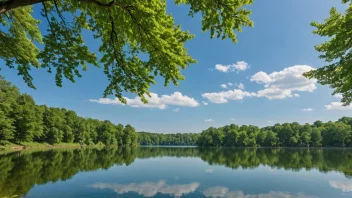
(329, 180, 352, 192)
(91, 180, 200, 197)
(203, 187, 317, 198)
(0, 147, 352, 197)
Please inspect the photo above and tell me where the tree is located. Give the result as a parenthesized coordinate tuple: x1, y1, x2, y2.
(0, 0, 253, 102)
(311, 128, 322, 146)
(0, 76, 140, 146)
(123, 124, 138, 146)
(115, 124, 124, 145)
(11, 94, 43, 142)
(0, 76, 19, 141)
(322, 122, 351, 146)
(46, 127, 63, 144)
(305, 0, 352, 105)
(0, 109, 15, 141)
(264, 131, 277, 146)
(63, 125, 74, 143)
(256, 131, 267, 146)
(41, 106, 65, 143)
(238, 131, 249, 146)
(313, 120, 324, 128)
(97, 120, 116, 145)
(301, 132, 311, 146)
(223, 129, 239, 147)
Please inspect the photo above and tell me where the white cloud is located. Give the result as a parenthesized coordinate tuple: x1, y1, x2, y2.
(215, 64, 231, 72)
(159, 92, 199, 107)
(268, 120, 273, 123)
(233, 61, 250, 71)
(202, 101, 209, 106)
(301, 108, 313, 112)
(230, 118, 236, 121)
(325, 102, 352, 110)
(205, 119, 214, 122)
(256, 88, 300, 99)
(89, 92, 199, 109)
(203, 187, 317, 198)
(173, 108, 180, 112)
(215, 61, 249, 73)
(237, 83, 245, 90)
(220, 84, 228, 89)
(329, 181, 352, 192)
(203, 65, 316, 104)
(228, 82, 233, 86)
(251, 65, 316, 100)
(205, 169, 214, 174)
(250, 71, 272, 84)
(91, 181, 200, 197)
(202, 89, 256, 104)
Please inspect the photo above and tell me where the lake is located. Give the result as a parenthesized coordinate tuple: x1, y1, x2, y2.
(1, 147, 352, 198)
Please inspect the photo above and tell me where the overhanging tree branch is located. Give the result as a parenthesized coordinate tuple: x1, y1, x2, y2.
(0, 0, 129, 14)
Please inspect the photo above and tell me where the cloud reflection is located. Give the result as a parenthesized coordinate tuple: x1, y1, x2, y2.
(203, 187, 317, 198)
(329, 180, 352, 192)
(91, 180, 200, 197)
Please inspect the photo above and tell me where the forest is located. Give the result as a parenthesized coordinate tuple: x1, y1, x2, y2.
(2, 75, 352, 148)
(138, 132, 199, 146)
(0, 76, 138, 146)
(1, 147, 352, 197)
(197, 119, 352, 147)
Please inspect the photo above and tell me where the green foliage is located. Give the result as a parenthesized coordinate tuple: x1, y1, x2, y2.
(10, 94, 43, 142)
(138, 132, 199, 145)
(197, 120, 352, 147)
(2, 75, 352, 148)
(0, 0, 253, 102)
(0, 75, 138, 146)
(305, 0, 352, 105)
(0, 76, 19, 140)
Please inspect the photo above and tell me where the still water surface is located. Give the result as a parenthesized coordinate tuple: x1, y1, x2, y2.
(1, 147, 352, 198)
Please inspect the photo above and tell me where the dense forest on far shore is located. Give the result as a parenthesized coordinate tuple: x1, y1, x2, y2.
(138, 132, 199, 145)
(2, 76, 352, 148)
(197, 119, 352, 147)
(138, 118, 352, 147)
(0, 76, 138, 146)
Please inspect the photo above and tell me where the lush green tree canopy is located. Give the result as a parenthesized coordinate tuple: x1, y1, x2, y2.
(197, 118, 352, 147)
(0, 0, 253, 102)
(305, 0, 352, 105)
(0, 75, 139, 146)
(138, 132, 199, 145)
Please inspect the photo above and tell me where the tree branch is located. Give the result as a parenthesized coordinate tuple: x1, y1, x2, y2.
(0, 0, 128, 14)
(1, 0, 45, 14)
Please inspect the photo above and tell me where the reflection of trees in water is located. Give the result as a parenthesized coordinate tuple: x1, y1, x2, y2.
(0, 147, 138, 197)
(0, 147, 352, 197)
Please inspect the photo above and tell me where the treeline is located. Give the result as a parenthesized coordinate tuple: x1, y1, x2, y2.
(197, 119, 352, 147)
(0, 148, 137, 197)
(1, 147, 352, 197)
(138, 132, 199, 145)
(0, 76, 138, 146)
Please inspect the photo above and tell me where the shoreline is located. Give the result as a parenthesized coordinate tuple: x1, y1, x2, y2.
(0, 142, 100, 153)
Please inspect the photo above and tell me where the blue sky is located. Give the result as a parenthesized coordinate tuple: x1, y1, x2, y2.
(2, 0, 352, 133)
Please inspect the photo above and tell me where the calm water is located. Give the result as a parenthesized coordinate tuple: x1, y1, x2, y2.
(1, 147, 352, 198)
